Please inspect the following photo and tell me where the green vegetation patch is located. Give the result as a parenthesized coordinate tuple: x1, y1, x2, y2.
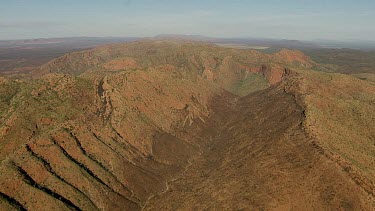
(229, 73, 269, 96)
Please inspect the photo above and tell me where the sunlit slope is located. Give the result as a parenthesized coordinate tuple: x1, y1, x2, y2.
(287, 69, 375, 196)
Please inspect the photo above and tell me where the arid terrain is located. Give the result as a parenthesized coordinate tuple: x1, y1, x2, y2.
(0, 40, 374, 210)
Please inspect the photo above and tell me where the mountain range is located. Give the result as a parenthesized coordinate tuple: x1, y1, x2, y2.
(0, 40, 374, 210)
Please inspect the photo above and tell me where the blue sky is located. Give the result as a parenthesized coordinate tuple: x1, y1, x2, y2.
(1, 0, 374, 40)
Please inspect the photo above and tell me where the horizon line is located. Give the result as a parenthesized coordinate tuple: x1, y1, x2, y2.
(1, 34, 375, 43)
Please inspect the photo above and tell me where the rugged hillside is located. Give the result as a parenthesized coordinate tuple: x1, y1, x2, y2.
(146, 78, 374, 210)
(0, 40, 374, 210)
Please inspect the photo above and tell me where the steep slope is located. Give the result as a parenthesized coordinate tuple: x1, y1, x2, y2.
(0, 40, 374, 210)
(293, 70, 375, 197)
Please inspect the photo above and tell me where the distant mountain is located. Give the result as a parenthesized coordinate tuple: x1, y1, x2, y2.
(153, 34, 214, 41)
(313, 39, 375, 50)
(0, 37, 141, 48)
(151, 34, 321, 49)
(0, 37, 142, 75)
(2, 35, 375, 50)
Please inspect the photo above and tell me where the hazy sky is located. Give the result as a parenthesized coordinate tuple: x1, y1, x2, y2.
(1, 0, 374, 41)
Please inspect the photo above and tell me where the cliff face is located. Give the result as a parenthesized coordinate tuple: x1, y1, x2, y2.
(257, 65, 291, 85)
(275, 48, 313, 65)
(1, 40, 373, 210)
